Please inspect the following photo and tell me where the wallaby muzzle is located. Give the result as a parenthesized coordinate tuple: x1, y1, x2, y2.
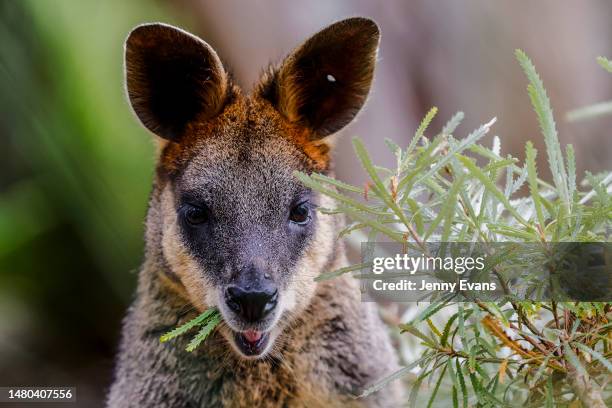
(225, 284, 278, 323)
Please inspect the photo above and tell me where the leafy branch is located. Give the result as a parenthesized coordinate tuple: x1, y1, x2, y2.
(159, 308, 222, 352)
(298, 50, 611, 407)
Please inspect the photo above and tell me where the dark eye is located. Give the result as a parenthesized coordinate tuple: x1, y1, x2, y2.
(289, 202, 311, 225)
(182, 204, 209, 226)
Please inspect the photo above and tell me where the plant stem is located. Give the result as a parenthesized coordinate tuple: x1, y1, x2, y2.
(566, 365, 606, 408)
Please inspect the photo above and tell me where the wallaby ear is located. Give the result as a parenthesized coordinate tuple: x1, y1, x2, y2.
(124, 23, 229, 141)
(260, 17, 380, 138)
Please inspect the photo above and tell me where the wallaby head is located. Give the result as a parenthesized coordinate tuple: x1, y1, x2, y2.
(124, 18, 379, 359)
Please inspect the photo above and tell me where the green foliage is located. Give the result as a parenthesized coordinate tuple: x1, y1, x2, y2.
(516, 50, 569, 212)
(0, 0, 178, 301)
(160, 308, 222, 352)
(297, 50, 611, 406)
(597, 56, 612, 73)
(567, 55, 612, 122)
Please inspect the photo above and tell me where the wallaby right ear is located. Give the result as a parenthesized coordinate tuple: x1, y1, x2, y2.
(124, 23, 228, 141)
(259, 18, 380, 139)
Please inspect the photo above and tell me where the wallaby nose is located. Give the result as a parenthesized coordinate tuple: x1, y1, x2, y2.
(225, 285, 278, 322)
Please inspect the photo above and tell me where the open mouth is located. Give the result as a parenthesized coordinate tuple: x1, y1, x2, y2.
(233, 329, 270, 357)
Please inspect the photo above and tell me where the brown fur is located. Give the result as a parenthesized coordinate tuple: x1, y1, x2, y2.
(257, 18, 379, 138)
(108, 18, 403, 407)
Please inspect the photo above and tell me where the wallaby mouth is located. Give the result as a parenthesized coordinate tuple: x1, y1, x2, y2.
(219, 276, 280, 357)
(233, 329, 270, 356)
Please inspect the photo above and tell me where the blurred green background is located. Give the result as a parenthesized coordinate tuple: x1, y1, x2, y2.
(1, 0, 610, 406)
(0, 0, 187, 404)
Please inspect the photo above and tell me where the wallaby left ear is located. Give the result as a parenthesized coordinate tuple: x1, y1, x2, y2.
(260, 17, 380, 138)
(124, 23, 229, 142)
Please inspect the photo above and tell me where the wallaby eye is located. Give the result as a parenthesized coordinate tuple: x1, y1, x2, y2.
(182, 204, 209, 226)
(289, 202, 311, 225)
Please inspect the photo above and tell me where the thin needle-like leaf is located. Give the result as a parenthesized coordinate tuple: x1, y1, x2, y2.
(526, 142, 545, 227)
(160, 308, 219, 343)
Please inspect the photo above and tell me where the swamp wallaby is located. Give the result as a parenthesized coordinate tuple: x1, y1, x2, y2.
(108, 17, 402, 407)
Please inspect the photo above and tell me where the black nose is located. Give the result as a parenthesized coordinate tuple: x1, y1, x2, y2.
(225, 285, 278, 322)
